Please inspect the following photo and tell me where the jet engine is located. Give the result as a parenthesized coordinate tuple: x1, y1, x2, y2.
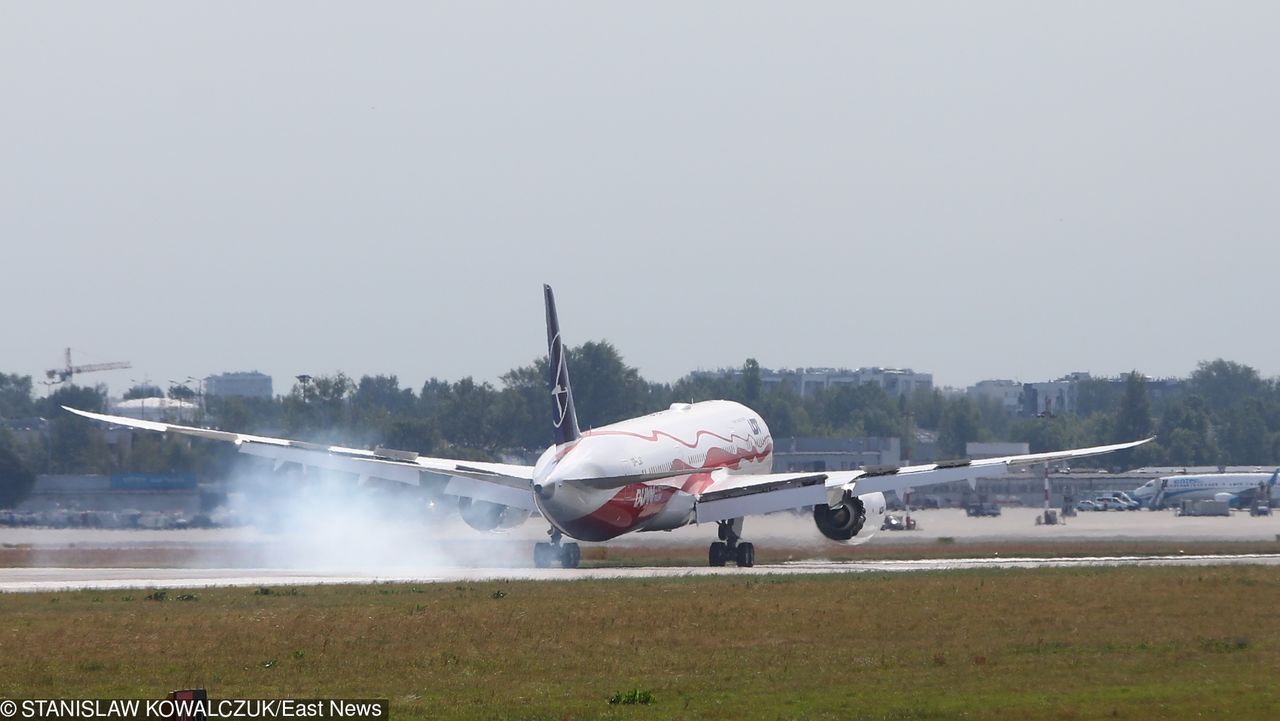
(457, 497, 530, 532)
(813, 490, 886, 545)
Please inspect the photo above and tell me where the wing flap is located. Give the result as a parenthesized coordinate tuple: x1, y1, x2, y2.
(694, 472, 828, 524)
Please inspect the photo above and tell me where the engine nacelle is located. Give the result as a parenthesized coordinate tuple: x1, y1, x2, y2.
(813, 491, 886, 545)
(458, 497, 530, 533)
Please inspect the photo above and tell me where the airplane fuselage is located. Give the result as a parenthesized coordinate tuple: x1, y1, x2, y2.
(1133, 473, 1276, 507)
(531, 400, 773, 541)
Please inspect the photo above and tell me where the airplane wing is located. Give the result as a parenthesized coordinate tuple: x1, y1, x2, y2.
(693, 437, 1154, 524)
(694, 471, 829, 524)
(63, 406, 540, 512)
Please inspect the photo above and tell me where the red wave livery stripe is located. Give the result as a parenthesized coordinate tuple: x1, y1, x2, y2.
(555, 437, 775, 541)
(558, 482, 679, 541)
(555, 428, 772, 465)
(669, 443, 774, 474)
(679, 472, 717, 495)
(583, 427, 764, 450)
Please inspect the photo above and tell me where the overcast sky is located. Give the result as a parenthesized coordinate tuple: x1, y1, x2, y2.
(3, 2, 1277, 398)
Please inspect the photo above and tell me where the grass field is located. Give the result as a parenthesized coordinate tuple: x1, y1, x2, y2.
(3, 567, 1280, 720)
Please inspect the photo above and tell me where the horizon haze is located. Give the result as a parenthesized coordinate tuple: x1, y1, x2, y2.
(4, 3, 1277, 397)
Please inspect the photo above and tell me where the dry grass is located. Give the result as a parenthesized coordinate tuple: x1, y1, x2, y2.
(586, 539, 1280, 566)
(2, 567, 1280, 719)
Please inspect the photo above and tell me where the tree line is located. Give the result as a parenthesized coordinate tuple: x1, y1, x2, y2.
(3, 346, 1280, 505)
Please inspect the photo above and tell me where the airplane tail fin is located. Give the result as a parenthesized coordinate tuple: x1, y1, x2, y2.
(544, 284, 581, 446)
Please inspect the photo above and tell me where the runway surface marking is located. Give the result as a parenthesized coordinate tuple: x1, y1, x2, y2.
(3, 554, 1280, 592)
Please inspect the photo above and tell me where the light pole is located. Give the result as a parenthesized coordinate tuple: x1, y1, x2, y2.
(168, 379, 202, 424)
(186, 376, 205, 423)
(296, 374, 313, 403)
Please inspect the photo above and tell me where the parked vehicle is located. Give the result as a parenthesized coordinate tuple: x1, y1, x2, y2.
(1093, 496, 1131, 511)
(1178, 499, 1230, 517)
(1095, 492, 1140, 510)
(966, 503, 1002, 517)
(881, 514, 919, 531)
(1076, 499, 1100, 512)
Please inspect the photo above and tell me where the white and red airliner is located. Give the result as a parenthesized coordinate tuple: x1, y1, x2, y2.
(68, 285, 1151, 568)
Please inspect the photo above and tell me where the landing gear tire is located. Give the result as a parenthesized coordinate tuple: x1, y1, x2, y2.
(735, 542, 755, 568)
(534, 542, 554, 568)
(561, 542, 581, 569)
(709, 541, 728, 567)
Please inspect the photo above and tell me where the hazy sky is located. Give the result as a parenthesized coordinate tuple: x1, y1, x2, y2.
(3, 2, 1277, 398)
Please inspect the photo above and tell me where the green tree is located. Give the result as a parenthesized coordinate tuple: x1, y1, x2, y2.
(1075, 377, 1123, 417)
(813, 384, 901, 438)
(908, 387, 946, 430)
(206, 396, 278, 434)
(168, 384, 196, 401)
(126, 434, 203, 474)
(0, 430, 36, 508)
(754, 388, 809, 438)
(1189, 360, 1266, 413)
(282, 373, 354, 439)
(1114, 372, 1152, 440)
(742, 359, 762, 406)
(972, 395, 1013, 440)
(1109, 371, 1154, 469)
(566, 341, 650, 428)
(670, 373, 735, 404)
(1008, 415, 1080, 455)
(123, 384, 165, 400)
(353, 375, 416, 417)
(1156, 396, 1220, 466)
(1220, 399, 1270, 465)
(442, 377, 500, 449)
(939, 397, 984, 457)
(36, 385, 112, 473)
(0, 374, 35, 419)
(382, 417, 441, 454)
(498, 364, 552, 449)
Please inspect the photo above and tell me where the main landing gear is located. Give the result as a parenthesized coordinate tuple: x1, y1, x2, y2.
(708, 518, 754, 568)
(534, 527, 581, 569)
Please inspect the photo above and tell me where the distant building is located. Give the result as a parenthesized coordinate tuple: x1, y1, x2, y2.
(966, 441, 1030, 459)
(112, 398, 197, 423)
(205, 371, 273, 399)
(698, 366, 932, 399)
(967, 380, 1023, 414)
(1022, 372, 1184, 417)
(1022, 372, 1090, 416)
(771, 436, 901, 472)
(847, 367, 933, 397)
(16, 473, 220, 515)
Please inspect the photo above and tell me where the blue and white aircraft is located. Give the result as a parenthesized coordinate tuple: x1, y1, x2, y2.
(1132, 470, 1278, 509)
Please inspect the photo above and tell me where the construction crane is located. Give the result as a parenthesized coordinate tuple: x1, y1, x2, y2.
(45, 347, 131, 385)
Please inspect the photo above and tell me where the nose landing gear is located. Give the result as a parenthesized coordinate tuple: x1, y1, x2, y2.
(534, 527, 581, 569)
(708, 518, 754, 567)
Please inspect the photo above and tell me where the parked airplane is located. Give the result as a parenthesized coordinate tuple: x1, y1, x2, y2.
(67, 285, 1152, 568)
(1132, 470, 1278, 509)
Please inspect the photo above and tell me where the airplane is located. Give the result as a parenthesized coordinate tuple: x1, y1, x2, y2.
(1132, 470, 1278, 509)
(66, 285, 1153, 569)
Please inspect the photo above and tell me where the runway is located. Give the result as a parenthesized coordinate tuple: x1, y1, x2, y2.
(5, 508, 1280, 592)
(4, 553, 1280, 593)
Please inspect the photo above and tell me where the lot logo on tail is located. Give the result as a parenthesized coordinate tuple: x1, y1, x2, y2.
(544, 285, 581, 445)
(551, 334, 572, 429)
